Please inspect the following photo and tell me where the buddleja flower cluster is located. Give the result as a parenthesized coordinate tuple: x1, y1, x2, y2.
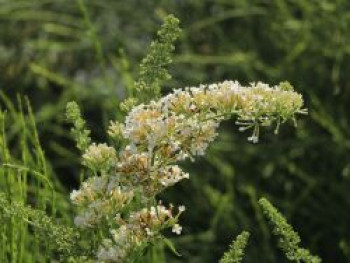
(68, 80, 305, 262)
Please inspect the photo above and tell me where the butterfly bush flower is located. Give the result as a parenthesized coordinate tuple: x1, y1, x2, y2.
(70, 81, 305, 262)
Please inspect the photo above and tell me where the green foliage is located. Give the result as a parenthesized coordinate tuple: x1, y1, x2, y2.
(259, 198, 321, 263)
(66, 101, 92, 152)
(220, 231, 250, 263)
(0, 97, 72, 262)
(0, 193, 78, 258)
(134, 14, 181, 101)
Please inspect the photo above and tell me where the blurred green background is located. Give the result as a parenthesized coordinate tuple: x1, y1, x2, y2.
(1, 0, 350, 262)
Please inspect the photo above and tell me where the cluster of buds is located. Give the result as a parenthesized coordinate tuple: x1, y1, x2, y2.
(70, 81, 305, 262)
(82, 143, 117, 172)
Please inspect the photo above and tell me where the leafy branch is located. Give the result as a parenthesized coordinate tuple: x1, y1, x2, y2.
(0, 193, 79, 258)
(134, 14, 181, 101)
(220, 231, 250, 263)
(259, 198, 321, 263)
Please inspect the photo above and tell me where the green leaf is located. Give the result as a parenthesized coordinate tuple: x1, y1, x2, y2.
(163, 238, 181, 257)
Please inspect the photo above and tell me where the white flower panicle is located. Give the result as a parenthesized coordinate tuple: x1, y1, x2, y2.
(122, 81, 304, 161)
(96, 204, 183, 262)
(70, 81, 305, 262)
(70, 176, 134, 228)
